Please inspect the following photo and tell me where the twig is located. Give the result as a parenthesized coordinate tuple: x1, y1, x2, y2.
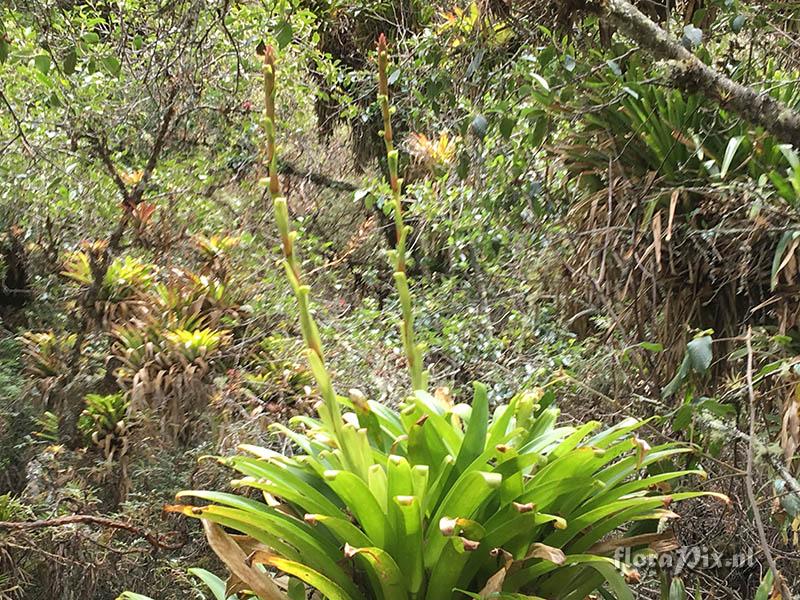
(0, 88, 33, 156)
(744, 327, 792, 600)
(0, 515, 183, 550)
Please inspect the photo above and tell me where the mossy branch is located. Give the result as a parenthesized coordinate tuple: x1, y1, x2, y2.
(597, 0, 800, 147)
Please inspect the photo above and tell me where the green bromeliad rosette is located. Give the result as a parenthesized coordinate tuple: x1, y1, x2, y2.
(166, 39, 726, 600)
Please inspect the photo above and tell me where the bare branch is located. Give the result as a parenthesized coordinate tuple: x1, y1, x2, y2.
(87, 135, 132, 204)
(129, 86, 180, 206)
(0, 87, 34, 156)
(0, 514, 183, 550)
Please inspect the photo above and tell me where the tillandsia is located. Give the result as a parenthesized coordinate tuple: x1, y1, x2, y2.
(166, 39, 727, 600)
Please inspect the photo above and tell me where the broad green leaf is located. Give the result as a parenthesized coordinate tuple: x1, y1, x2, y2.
(34, 54, 50, 75)
(324, 470, 393, 548)
(425, 470, 501, 568)
(254, 554, 359, 600)
(187, 568, 228, 600)
(344, 544, 407, 600)
(392, 496, 424, 595)
(275, 20, 293, 49)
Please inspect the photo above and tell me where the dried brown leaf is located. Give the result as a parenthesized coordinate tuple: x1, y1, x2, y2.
(525, 542, 566, 565)
(202, 520, 287, 600)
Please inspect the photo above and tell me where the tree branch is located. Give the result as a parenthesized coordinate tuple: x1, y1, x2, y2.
(89, 135, 132, 204)
(0, 87, 34, 156)
(129, 86, 179, 206)
(597, 0, 800, 147)
(277, 159, 358, 192)
(0, 514, 183, 550)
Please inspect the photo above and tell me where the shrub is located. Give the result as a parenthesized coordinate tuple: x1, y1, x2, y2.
(163, 40, 725, 600)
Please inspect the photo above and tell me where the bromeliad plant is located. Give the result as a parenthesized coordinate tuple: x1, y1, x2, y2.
(78, 392, 131, 461)
(62, 250, 155, 326)
(166, 39, 724, 600)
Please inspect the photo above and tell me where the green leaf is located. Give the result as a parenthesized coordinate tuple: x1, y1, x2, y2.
(187, 568, 228, 600)
(454, 382, 489, 475)
(500, 117, 516, 140)
(669, 577, 687, 600)
(640, 342, 663, 352)
(754, 569, 774, 600)
(324, 470, 393, 548)
(344, 544, 407, 600)
(63, 47, 77, 74)
(102, 55, 121, 76)
(275, 20, 293, 49)
(34, 53, 50, 75)
(719, 136, 743, 180)
(584, 562, 634, 600)
(687, 335, 712, 373)
(696, 398, 735, 419)
(257, 555, 358, 600)
(662, 356, 690, 399)
(392, 495, 424, 595)
(425, 470, 501, 568)
(771, 231, 800, 290)
(305, 512, 373, 548)
(287, 578, 306, 600)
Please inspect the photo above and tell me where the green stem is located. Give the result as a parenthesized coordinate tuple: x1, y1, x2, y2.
(263, 46, 343, 441)
(377, 33, 427, 391)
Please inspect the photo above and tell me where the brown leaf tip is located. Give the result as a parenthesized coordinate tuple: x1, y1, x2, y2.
(460, 537, 480, 551)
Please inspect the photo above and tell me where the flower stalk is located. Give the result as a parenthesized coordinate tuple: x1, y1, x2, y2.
(262, 45, 342, 441)
(377, 33, 427, 391)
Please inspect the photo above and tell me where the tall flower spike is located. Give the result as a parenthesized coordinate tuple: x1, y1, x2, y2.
(263, 46, 280, 201)
(377, 34, 428, 391)
(262, 45, 347, 445)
